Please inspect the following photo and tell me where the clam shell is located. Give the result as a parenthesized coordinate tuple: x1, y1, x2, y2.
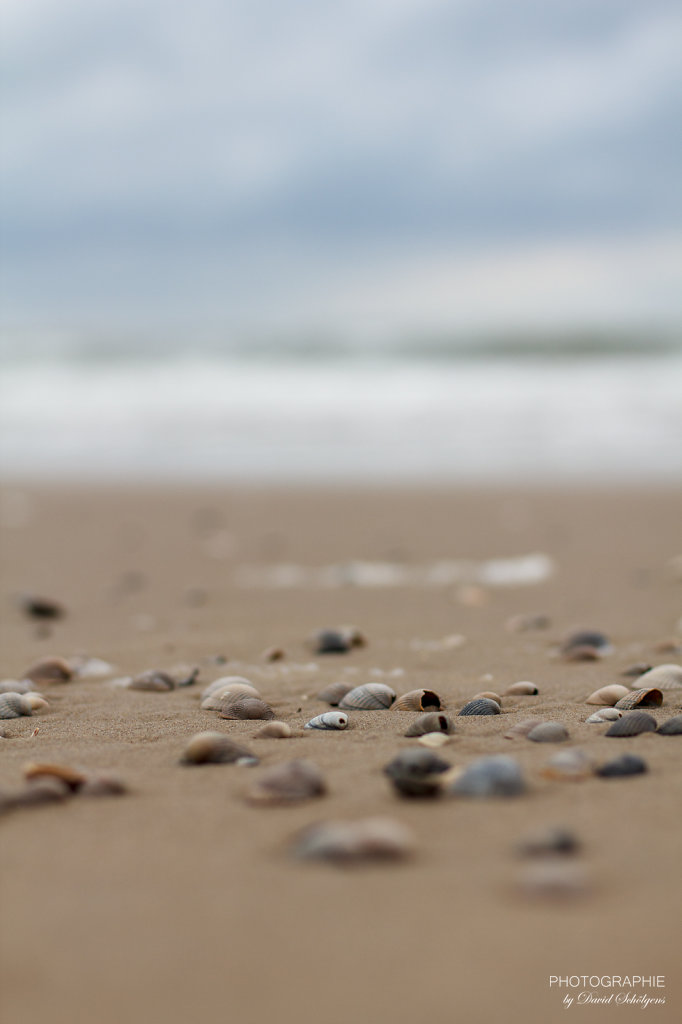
(404, 712, 455, 737)
(631, 664, 682, 691)
(181, 732, 259, 765)
(292, 818, 414, 863)
(458, 698, 501, 716)
(614, 687, 663, 709)
(219, 698, 276, 721)
(527, 722, 569, 743)
(541, 749, 592, 780)
(605, 711, 657, 737)
(585, 684, 630, 706)
(246, 759, 326, 805)
(0, 693, 48, 719)
(585, 709, 622, 723)
(393, 689, 442, 712)
(504, 719, 541, 739)
(304, 712, 349, 731)
(517, 826, 580, 857)
(201, 676, 257, 701)
(317, 682, 354, 706)
(23, 656, 72, 684)
(384, 748, 450, 798)
(657, 715, 682, 735)
(447, 755, 525, 798)
(338, 683, 396, 710)
(417, 732, 451, 749)
(596, 753, 648, 777)
(23, 762, 86, 790)
(504, 682, 539, 696)
(253, 721, 293, 738)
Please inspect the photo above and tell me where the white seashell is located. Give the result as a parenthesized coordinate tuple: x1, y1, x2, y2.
(0, 693, 48, 718)
(585, 709, 622, 723)
(504, 682, 539, 696)
(304, 712, 349, 731)
(630, 664, 682, 691)
(541, 749, 593, 780)
(200, 676, 258, 701)
(338, 683, 396, 710)
(417, 732, 451, 749)
(253, 721, 293, 738)
(0, 679, 33, 694)
(527, 722, 569, 743)
(585, 684, 630, 706)
(201, 682, 261, 710)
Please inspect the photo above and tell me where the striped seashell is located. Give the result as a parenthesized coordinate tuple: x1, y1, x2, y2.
(585, 709, 622, 723)
(458, 698, 501, 716)
(446, 755, 526, 798)
(417, 732, 451, 749)
(585, 684, 630, 706)
(23, 762, 86, 790)
(201, 676, 257, 701)
(253, 721, 293, 738)
(317, 681, 354, 706)
(180, 732, 259, 765)
(338, 683, 396, 710)
(292, 817, 414, 863)
(606, 711, 657, 737)
(596, 753, 647, 777)
(657, 715, 682, 735)
(0, 693, 48, 719)
(0, 679, 33, 694)
(504, 682, 539, 696)
(246, 759, 326, 805)
(394, 689, 442, 711)
(471, 691, 501, 704)
(504, 719, 541, 739)
(304, 712, 349, 731)
(614, 687, 663, 710)
(527, 722, 569, 743)
(384, 748, 451, 798)
(219, 698, 276, 720)
(404, 712, 455, 737)
(23, 656, 72, 684)
(201, 683, 261, 711)
(631, 664, 682, 691)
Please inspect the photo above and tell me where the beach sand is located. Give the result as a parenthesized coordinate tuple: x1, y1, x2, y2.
(1, 484, 681, 1024)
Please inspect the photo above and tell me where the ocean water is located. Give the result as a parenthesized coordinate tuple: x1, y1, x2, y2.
(1, 336, 681, 483)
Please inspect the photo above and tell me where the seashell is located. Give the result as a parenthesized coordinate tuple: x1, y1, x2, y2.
(20, 594, 65, 619)
(504, 682, 539, 696)
(447, 755, 525, 798)
(561, 644, 601, 662)
(560, 629, 611, 658)
(585, 709, 622, 723)
(516, 862, 592, 900)
(541, 749, 592, 780)
(126, 669, 196, 692)
(586, 684, 630, 706)
(458, 698, 501, 716)
(471, 691, 501, 704)
(338, 683, 396, 710)
(404, 712, 455, 737)
(254, 721, 293, 738)
(292, 817, 414, 864)
(219, 698, 275, 721)
(631, 664, 682, 691)
(657, 715, 682, 735)
(310, 626, 366, 655)
(384, 748, 450, 798)
(246, 759, 326, 805)
(69, 656, 117, 679)
(181, 731, 259, 765)
(262, 646, 285, 662)
(78, 774, 128, 797)
(517, 826, 580, 857)
(504, 718, 541, 739)
(23, 656, 72, 685)
(596, 753, 647, 777)
(527, 722, 569, 743)
(417, 732, 451, 749)
(23, 762, 87, 790)
(0, 693, 48, 719)
(0, 678, 33, 694)
(621, 662, 652, 678)
(317, 681, 354, 706)
(201, 676, 257, 701)
(201, 683, 261, 711)
(506, 613, 551, 633)
(614, 687, 663, 710)
(605, 711, 657, 737)
(304, 712, 349, 731)
(393, 689, 442, 712)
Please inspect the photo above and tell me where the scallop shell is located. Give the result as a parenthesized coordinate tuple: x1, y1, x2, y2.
(338, 683, 396, 710)
(446, 755, 526, 798)
(596, 753, 647, 777)
(471, 691, 502, 704)
(180, 732, 259, 765)
(23, 762, 86, 791)
(631, 664, 682, 691)
(585, 684, 630, 706)
(585, 709, 622, 723)
(253, 721, 293, 738)
(393, 689, 442, 712)
(23, 656, 72, 684)
(527, 722, 569, 743)
(605, 711, 657, 737)
(201, 676, 258, 701)
(0, 693, 48, 719)
(304, 712, 349, 731)
(404, 712, 455, 737)
(504, 682, 539, 696)
(503, 719, 540, 739)
(246, 759, 326, 805)
(317, 682, 354, 706)
(384, 748, 451, 798)
(657, 715, 682, 735)
(614, 687, 663, 709)
(292, 817, 414, 863)
(458, 698, 501, 716)
(219, 698, 275, 720)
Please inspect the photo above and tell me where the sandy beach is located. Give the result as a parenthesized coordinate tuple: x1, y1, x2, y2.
(1, 484, 681, 1024)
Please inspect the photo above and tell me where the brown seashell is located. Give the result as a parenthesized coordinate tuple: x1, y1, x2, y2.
(562, 644, 602, 662)
(657, 715, 682, 735)
(219, 698, 276, 721)
(317, 682, 354, 706)
(614, 687, 663, 710)
(5, 777, 72, 812)
(404, 712, 455, 737)
(201, 676, 257, 701)
(384, 748, 451, 798)
(246, 759, 326, 805)
(472, 691, 502, 704)
(23, 656, 72, 685)
(527, 722, 569, 743)
(254, 721, 293, 738)
(631, 664, 682, 691)
(621, 662, 652, 678)
(504, 719, 542, 739)
(338, 683, 396, 710)
(292, 817, 414, 863)
(23, 762, 86, 791)
(128, 670, 176, 692)
(262, 646, 285, 662)
(394, 689, 442, 712)
(0, 693, 48, 719)
(504, 682, 539, 696)
(181, 732, 259, 765)
(585, 684, 630, 706)
(309, 625, 366, 655)
(605, 711, 657, 737)
(560, 629, 611, 658)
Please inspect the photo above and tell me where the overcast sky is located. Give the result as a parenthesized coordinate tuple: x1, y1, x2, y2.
(1, 0, 681, 341)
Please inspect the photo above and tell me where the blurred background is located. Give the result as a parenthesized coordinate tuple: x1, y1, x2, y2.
(1, 0, 681, 483)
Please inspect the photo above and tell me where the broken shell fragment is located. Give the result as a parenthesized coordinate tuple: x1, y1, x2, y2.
(393, 689, 442, 711)
(527, 722, 569, 743)
(458, 698, 501, 716)
(304, 712, 349, 731)
(338, 683, 396, 710)
(23, 656, 72, 685)
(657, 715, 682, 735)
(596, 753, 647, 777)
(253, 721, 293, 738)
(614, 687, 663, 710)
(219, 698, 276, 720)
(585, 709, 622, 723)
(517, 826, 580, 857)
(630, 664, 682, 691)
(586, 684, 630, 706)
(292, 818, 414, 864)
(246, 759, 326, 805)
(384, 748, 450, 798)
(504, 682, 539, 696)
(605, 711, 657, 737)
(0, 693, 48, 719)
(181, 732, 259, 765)
(404, 712, 455, 737)
(317, 681, 354, 706)
(447, 755, 526, 798)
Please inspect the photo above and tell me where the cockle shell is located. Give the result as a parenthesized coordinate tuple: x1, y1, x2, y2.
(317, 682, 354, 706)
(605, 711, 657, 737)
(585, 709, 622, 723)
(657, 715, 682, 735)
(292, 818, 414, 864)
(504, 719, 541, 739)
(631, 664, 682, 691)
(614, 687, 662, 710)
(596, 753, 647, 777)
(404, 712, 455, 737)
(23, 762, 86, 790)
(458, 698, 501, 716)
(246, 759, 326, 805)
(253, 721, 293, 738)
(0, 693, 48, 719)
(446, 755, 526, 798)
(23, 656, 72, 685)
(201, 676, 257, 701)
(126, 667, 198, 692)
(384, 748, 451, 798)
(304, 712, 349, 731)
(527, 722, 569, 743)
(586, 684, 630, 706)
(541, 749, 593, 780)
(393, 689, 442, 712)
(201, 683, 261, 711)
(339, 683, 396, 710)
(219, 698, 276, 720)
(180, 732, 259, 765)
(505, 682, 539, 696)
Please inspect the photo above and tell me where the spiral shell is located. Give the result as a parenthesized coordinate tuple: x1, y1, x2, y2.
(338, 683, 396, 710)
(304, 712, 349, 731)
(458, 698, 501, 716)
(504, 682, 539, 696)
(253, 721, 293, 738)
(596, 753, 647, 777)
(180, 732, 259, 765)
(393, 689, 442, 712)
(219, 698, 275, 720)
(527, 722, 569, 743)
(614, 687, 663, 710)
(586, 684, 630, 706)
(0, 693, 48, 719)
(605, 711, 657, 737)
(317, 682, 354, 706)
(585, 709, 622, 723)
(446, 755, 526, 798)
(23, 656, 72, 685)
(404, 712, 455, 737)
(657, 715, 682, 735)
(246, 759, 326, 805)
(631, 664, 682, 691)
(292, 817, 414, 863)
(384, 748, 450, 798)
